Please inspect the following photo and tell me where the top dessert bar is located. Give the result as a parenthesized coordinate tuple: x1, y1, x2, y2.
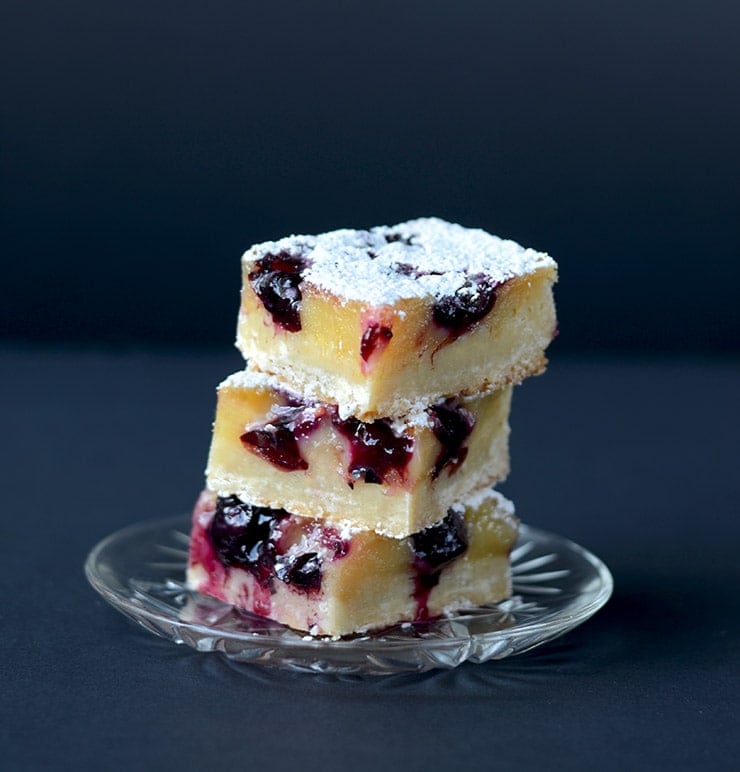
(237, 217, 557, 419)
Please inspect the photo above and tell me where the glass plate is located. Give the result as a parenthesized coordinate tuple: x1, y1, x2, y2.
(85, 515, 613, 675)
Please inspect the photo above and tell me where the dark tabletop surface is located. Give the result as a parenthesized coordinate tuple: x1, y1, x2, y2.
(1, 346, 738, 771)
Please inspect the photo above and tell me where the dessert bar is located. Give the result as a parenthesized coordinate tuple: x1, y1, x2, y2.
(205, 368, 512, 537)
(185, 216, 557, 639)
(187, 487, 518, 637)
(237, 217, 557, 418)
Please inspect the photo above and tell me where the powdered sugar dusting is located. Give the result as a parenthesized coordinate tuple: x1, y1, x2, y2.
(466, 487, 516, 517)
(242, 217, 556, 306)
(221, 368, 293, 393)
(222, 367, 435, 429)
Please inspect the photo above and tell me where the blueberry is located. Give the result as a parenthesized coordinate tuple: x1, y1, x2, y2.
(393, 262, 416, 276)
(240, 404, 323, 471)
(208, 496, 287, 583)
(360, 323, 393, 362)
(411, 509, 468, 573)
(428, 398, 475, 479)
(240, 418, 308, 472)
(432, 274, 499, 336)
(248, 251, 307, 332)
(333, 415, 413, 485)
(384, 232, 413, 245)
(276, 552, 322, 592)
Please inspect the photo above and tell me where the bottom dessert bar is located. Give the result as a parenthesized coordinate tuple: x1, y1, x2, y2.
(187, 487, 518, 637)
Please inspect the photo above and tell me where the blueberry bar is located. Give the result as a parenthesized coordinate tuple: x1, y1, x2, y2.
(187, 487, 518, 637)
(205, 369, 512, 537)
(237, 217, 557, 419)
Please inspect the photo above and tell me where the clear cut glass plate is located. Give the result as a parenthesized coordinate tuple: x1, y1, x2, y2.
(85, 515, 613, 676)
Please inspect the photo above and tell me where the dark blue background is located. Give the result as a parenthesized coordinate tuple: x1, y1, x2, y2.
(2, 0, 738, 351)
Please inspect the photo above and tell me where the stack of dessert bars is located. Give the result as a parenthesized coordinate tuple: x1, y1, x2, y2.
(187, 218, 557, 636)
